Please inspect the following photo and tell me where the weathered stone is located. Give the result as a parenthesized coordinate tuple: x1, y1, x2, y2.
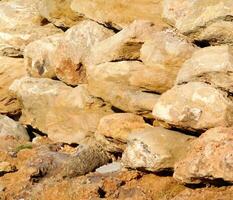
(9, 77, 113, 143)
(53, 20, 114, 85)
(88, 20, 158, 65)
(38, 0, 84, 28)
(0, 115, 29, 141)
(25, 34, 63, 78)
(71, 0, 167, 29)
(96, 162, 122, 174)
(176, 45, 233, 92)
(174, 127, 233, 184)
(140, 29, 196, 93)
(163, 0, 233, 45)
(87, 61, 160, 117)
(95, 113, 148, 152)
(0, 56, 26, 116)
(153, 82, 233, 131)
(122, 126, 194, 172)
(0, 162, 16, 175)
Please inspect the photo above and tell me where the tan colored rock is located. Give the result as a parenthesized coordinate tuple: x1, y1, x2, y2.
(176, 46, 233, 92)
(25, 33, 63, 78)
(0, 56, 26, 116)
(140, 29, 196, 93)
(174, 127, 233, 184)
(95, 113, 148, 152)
(122, 126, 194, 172)
(163, 0, 233, 45)
(53, 20, 114, 85)
(70, 0, 167, 29)
(9, 77, 113, 144)
(153, 82, 233, 131)
(38, 0, 84, 28)
(88, 20, 158, 65)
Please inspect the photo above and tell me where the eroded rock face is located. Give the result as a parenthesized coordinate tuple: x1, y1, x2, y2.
(174, 127, 233, 184)
(0, 56, 26, 116)
(176, 45, 233, 92)
(9, 77, 113, 143)
(163, 0, 233, 45)
(38, 0, 83, 28)
(122, 127, 194, 172)
(70, 0, 167, 29)
(153, 82, 233, 131)
(53, 20, 114, 85)
(95, 113, 148, 152)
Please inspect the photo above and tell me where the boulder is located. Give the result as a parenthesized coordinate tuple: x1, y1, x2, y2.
(163, 0, 233, 45)
(176, 45, 233, 92)
(122, 126, 194, 172)
(153, 82, 233, 131)
(174, 127, 233, 184)
(38, 0, 84, 28)
(0, 56, 26, 116)
(70, 0, 167, 29)
(25, 33, 63, 79)
(95, 113, 148, 152)
(53, 20, 114, 85)
(9, 77, 113, 143)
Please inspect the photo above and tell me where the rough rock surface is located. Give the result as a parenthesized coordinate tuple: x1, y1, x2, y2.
(153, 82, 233, 131)
(122, 127, 194, 172)
(9, 77, 113, 143)
(0, 56, 26, 116)
(174, 127, 233, 184)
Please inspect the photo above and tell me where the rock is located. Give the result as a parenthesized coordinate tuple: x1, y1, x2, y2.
(174, 127, 233, 184)
(95, 113, 148, 152)
(9, 77, 113, 143)
(25, 33, 63, 79)
(88, 20, 158, 65)
(87, 61, 160, 117)
(0, 115, 29, 141)
(153, 82, 233, 131)
(140, 29, 196, 93)
(96, 162, 122, 174)
(122, 126, 194, 172)
(163, 0, 233, 45)
(70, 0, 167, 29)
(0, 56, 26, 116)
(0, 162, 16, 175)
(176, 45, 233, 92)
(38, 0, 84, 28)
(53, 20, 114, 85)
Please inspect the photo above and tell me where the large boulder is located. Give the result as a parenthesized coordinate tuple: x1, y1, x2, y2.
(9, 77, 113, 143)
(153, 82, 233, 131)
(122, 126, 194, 172)
(0, 56, 26, 116)
(163, 0, 233, 45)
(70, 0, 167, 29)
(174, 127, 233, 184)
(176, 45, 233, 92)
(53, 20, 114, 85)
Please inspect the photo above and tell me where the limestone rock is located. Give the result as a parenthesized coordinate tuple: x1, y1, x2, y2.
(0, 57, 26, 116)
(53, 20, 114, 85)
(25, 34, 63, 79)
(122, 126, 194, 172)
(95, 113, 148, 152)
(0, 115, 29, 141)
(9, 77, 113, 143)
(176, 45, 233, 92)
(70, 0, 167, 29)
(38, 0, 84, 28)
(174, 127, 233, 184)
(153, 82, 233, 131)
(140, 29, 196, 93)
(163, 0, 233, 45)
(88, 20, 158, 65)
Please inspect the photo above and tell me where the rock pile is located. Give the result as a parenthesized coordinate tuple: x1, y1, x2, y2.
(0, 0, 233, 199)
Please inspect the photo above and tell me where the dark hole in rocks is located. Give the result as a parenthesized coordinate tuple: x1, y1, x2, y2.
(142, 90, 161, 95)
(40, 18, 50, 26)
(26, 125, 48, 141)
(111, 106, 125, 113)
(143, 117, 154, 125)
(98, 187, 106, 198)
(193, 40, 211, 48)
(169, 126, 203, 137)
